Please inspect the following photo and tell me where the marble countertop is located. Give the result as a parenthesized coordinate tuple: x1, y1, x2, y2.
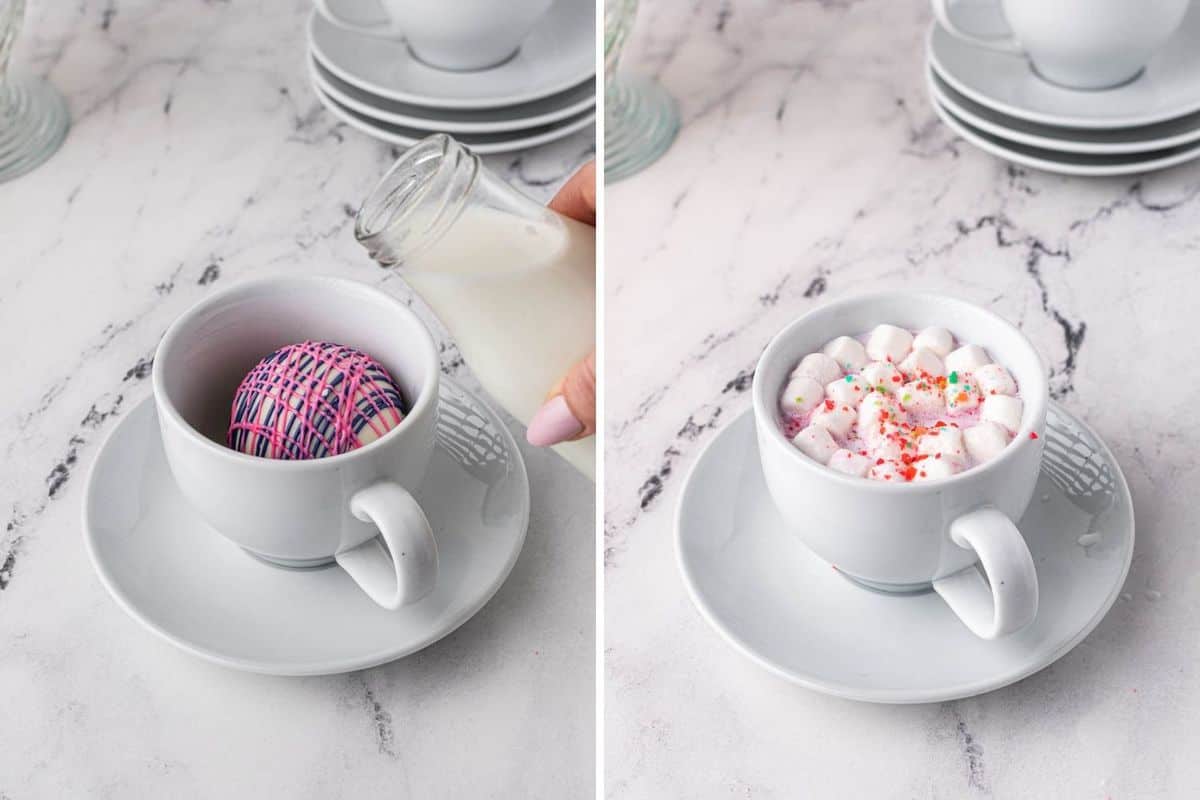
(606, 1, 1198, 797)
(0, 1, 594, 797)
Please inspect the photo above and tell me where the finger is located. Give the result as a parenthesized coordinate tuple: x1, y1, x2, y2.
(527, 351, 596, 446)
(547, 161, 596, 226)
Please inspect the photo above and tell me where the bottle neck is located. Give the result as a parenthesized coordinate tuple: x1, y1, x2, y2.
(354, 134, 482, 268)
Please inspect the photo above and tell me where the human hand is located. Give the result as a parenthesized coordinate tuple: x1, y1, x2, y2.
(526, 161, 597, 448)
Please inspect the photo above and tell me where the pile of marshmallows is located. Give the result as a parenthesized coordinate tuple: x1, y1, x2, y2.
(780, 324, 1024, 482)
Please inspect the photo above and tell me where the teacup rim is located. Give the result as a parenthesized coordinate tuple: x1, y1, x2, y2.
(152, 274, 440, 471)
(751, 290, 1048, 494)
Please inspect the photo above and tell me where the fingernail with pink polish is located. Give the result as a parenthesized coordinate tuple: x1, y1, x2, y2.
(527, 395, 582, 447)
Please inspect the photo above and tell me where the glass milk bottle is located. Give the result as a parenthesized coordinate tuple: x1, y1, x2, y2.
(355, 135, 596, 478)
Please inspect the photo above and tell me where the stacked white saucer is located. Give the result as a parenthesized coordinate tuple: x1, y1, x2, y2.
(307, 0, 595, 155)
(926, 2, 1200, 176)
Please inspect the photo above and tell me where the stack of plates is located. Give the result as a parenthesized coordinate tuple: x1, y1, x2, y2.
(307, 0, 595, 154)
(926, 3, 1200, 176)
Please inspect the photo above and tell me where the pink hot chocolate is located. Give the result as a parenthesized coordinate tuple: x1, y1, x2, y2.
(778, 325, 1024, 482)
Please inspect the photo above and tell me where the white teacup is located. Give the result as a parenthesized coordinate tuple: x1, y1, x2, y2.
(153, 276, 440, 610)
(315, 0, 558, 72)
(752, 292, 1047, 639)
(932, 0, 1190, 90)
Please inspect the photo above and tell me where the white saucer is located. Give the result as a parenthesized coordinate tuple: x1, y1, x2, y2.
(309, 56, 594, 134)
(929, 68, 1200, 155)
(83, 379, 529, 676)
(313, 81, 595, 154)
(675, 403, 1133, 704)
(928, 1, 1200, 129)
(307, 0, 594, 110)
(933, 96, 1200, 177)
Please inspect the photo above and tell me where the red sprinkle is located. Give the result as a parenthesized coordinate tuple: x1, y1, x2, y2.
(1029, 431, 1039, 439)
(875, 458, 885, 465)
(824, 399, 835, 411)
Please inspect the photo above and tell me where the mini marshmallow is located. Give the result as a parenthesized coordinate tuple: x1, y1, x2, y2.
(865, 324, 914, 364)
(870, 435, 904, 462)
(913, 327, 955, 358)
(981, 394, 1024, 434)
(810, 403, 856, 439)
(858, 397, 908, 456)
(964, 421, 1011, 464)
(792, 425, 839, 464)
(858, 392, 905, 434)
(792, 352, 842, 385)
(898, 347, 946, 380)
(914, 456, 959, 481)
(917, 426, 967, 466)
(861, 361, 903, 391)
(826, 375, 867, 408)
(945, 383, 981, 414)
(868, 460, 907, 482)
(945, 344, 990, 376)
(822, 336, 869, 374)
(974, 363, 1017, 396)
(828, 448, 872, 478)
(779, 375, 824, 417)
(898, 380, 943, 414)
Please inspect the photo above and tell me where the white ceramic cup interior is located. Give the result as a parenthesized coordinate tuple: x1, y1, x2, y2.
(752, 292, 1048, 639)
(932, 0, 1190, 90)
(152, 275, 441, 610)
(314, 0, 559, 71)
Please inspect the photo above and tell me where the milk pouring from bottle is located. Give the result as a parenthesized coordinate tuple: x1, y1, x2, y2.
(356, 135, 596, 478)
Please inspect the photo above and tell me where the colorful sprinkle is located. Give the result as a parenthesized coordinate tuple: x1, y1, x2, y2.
(948, 371, 958, 385)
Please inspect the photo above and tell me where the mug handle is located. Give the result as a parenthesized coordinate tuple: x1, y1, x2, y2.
(313, 0, 403, 39)
(932, 506, 1038, 639)
(335, 481, 438, 610)
(930, 0, 1022, 54)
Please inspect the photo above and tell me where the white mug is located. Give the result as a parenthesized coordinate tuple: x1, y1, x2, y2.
(153, 276, 440, 610)
(932, 0, 1190, 90)
(314, 0, 558, 71)
(752, 292, 1047, 639)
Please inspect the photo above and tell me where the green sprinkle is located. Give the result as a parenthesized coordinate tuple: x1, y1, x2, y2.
(949, 371, 959, 385)
(845, 374, 854, 383)
(902, 393, 912, 403)
(796, 396, 804, 403)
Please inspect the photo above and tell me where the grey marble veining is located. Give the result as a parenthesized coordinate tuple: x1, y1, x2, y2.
(0, 1, 594, 797)
(606, 1, 1200, 797)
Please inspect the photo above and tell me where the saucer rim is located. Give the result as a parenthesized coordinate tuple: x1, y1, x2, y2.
(311, 81, 596, 155)
(932, 96, 1200, 177)
(307, 8, 595, 111)
(674, 402, 1135, 704)
(308, 56, 595, 134)
(82, 381, 530, 677)
(928, 67, 1200, 155)
(926, 22, 1200, 130)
